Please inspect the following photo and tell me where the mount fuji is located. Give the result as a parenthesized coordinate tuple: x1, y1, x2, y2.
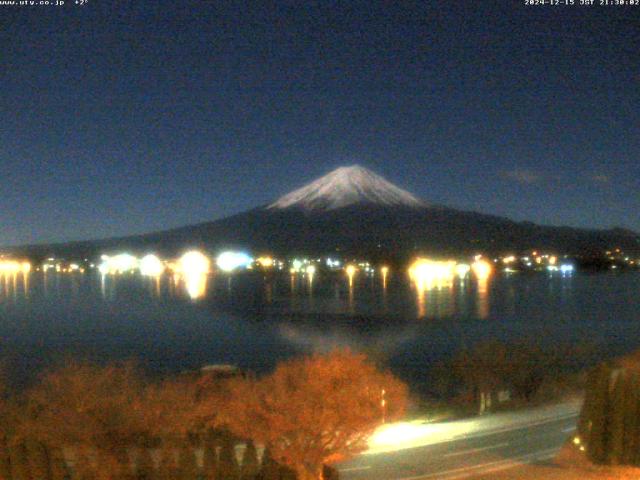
(267, 165, 426, 211)
(10, 165, 639, 260)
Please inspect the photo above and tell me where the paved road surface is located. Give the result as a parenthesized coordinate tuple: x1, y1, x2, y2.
(338, 402, 580, 480)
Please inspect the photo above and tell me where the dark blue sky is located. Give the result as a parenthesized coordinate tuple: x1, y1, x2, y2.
(2, 1, 639, 246)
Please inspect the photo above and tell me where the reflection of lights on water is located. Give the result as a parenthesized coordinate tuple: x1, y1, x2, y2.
(22, 273, 29, 297)
(560, 264, 574, 274)
(0, 261, 31, 299)
(408, 259, 456, 318)
(345, 265, 357, 287)
(345, 265, 357, 312)
(264, 282, 273, 303)
(216, 251, 251, 272)
(306, 264, 316, 281)
(183, 273, 207, 300)
(153, 276, 161, 296)
(381, 266, 389, 290)
(140, 254, 165, 277)
(180, 251, 211, 275)
(290, 269, 296, 292)
(408, 259, 481, 318)
(471, 259, 492, 280)
(471, 259, 492, 319)
(476, 281, 490, 319)
(100, 273, 106, 298)
(306, 265, 316, 293)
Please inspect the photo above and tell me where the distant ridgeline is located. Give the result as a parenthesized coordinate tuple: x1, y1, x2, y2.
(4, 166, 640, 261)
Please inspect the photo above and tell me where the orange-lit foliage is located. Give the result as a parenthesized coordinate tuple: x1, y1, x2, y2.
(139, 374, 205, 440)
(0, 368, 13, 480)
(13, 361, 259, 479)
(19, 361, 153, 480)
(2, 354, 407, 479)
(220, 350, 408, 480)
(138, 370, 243, 450)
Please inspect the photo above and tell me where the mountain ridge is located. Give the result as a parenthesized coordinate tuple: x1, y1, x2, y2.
(3, 166, 639, 259)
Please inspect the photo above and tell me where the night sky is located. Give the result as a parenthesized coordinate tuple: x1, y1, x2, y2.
(2, 1, 639, 246)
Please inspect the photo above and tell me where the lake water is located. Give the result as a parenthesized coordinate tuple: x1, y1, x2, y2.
(1, 269, 639, 393)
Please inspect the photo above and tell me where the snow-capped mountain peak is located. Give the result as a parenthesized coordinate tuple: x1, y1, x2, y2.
(268, 165, 427, 211)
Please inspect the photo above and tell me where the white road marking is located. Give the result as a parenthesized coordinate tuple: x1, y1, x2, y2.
(442, 448, 559, 480)
(443, 442, 509, 458)
(396, 447, 559, 480)
(451, 412, 579, 442)
(562, 426, 576, 433)
(339, 465, 371, 472)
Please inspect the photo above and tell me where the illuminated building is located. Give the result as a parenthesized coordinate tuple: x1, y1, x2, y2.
(455, 263, 470, 278)
(0, 260, 31, 274)
(180, 251, 211, 275)
(256, 256, 274, 268)
(216, 251, 250, 272)
(291, 259, 303, 273)
(140, 254, 165, 277)
(99, 253, 138, 275)
(408, 259, 456, 290)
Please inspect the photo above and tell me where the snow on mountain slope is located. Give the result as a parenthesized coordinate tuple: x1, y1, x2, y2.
(268, 165, 427, 211)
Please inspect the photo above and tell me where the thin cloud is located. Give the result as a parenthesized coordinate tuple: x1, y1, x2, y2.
(591, 174, 611, 184)
(502, 169, 541, 185)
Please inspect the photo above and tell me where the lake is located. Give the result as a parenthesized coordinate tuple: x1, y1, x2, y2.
(0, 269, 639, 393)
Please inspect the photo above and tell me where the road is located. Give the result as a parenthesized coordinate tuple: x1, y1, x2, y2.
(338, 401, 581, 480)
